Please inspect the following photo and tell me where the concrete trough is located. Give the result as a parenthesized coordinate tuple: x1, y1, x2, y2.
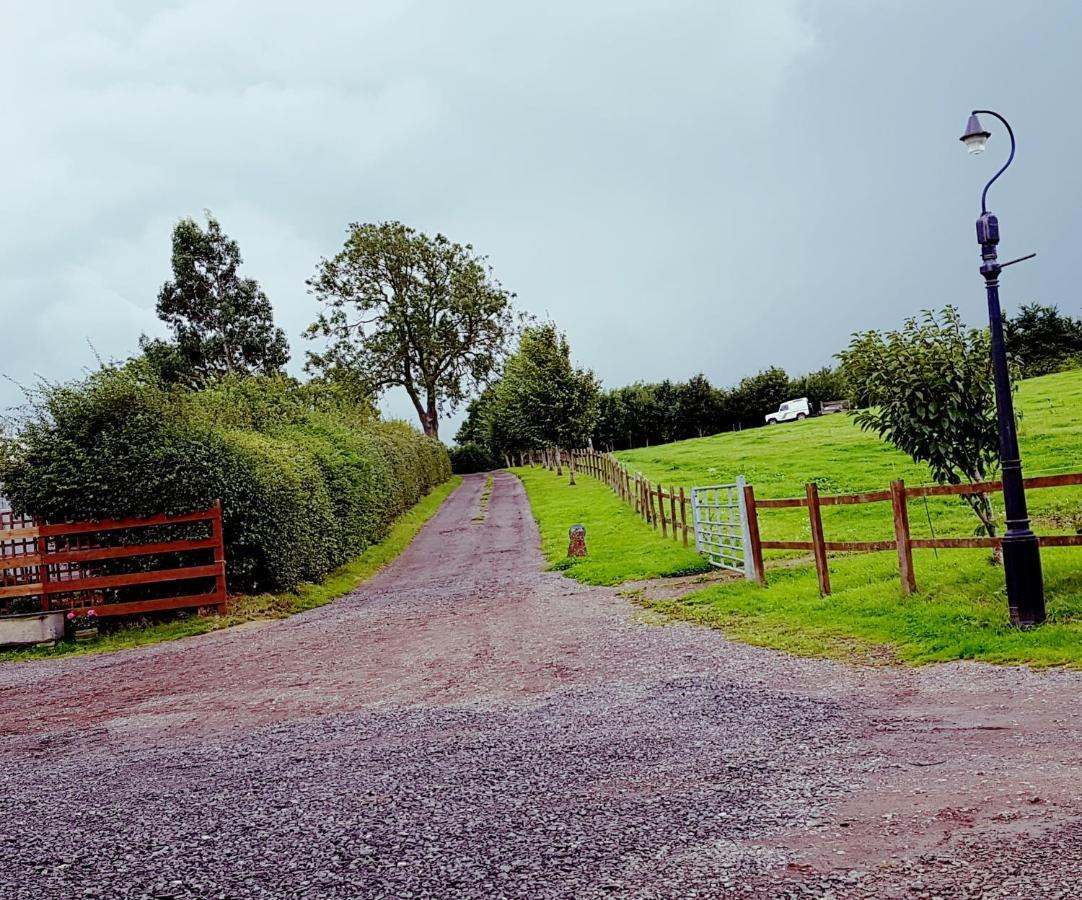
(0, 610, 66, 649)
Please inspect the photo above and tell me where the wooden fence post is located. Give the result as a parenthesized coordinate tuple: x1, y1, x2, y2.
(679, 487, 689, 546)
(806, 482, 831, 596)
(36, 530, 50, 612)
(212, 499, 228, 613)
(669, 485, 678, 542)
(890, 480, 917, 594)
(657, 484, 668, 537)
(648, 481, 658, 529)
(743, 483, 767, 586)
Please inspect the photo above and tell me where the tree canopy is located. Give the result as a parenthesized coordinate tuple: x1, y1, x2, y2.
(588, 367, 848, 451)
(145, 214, 289, 384)
(1005, 303, 1082, 377)
(838, 307, 1002, 537)
(306, 221, 517, 439)
(455, 324, 599, 465)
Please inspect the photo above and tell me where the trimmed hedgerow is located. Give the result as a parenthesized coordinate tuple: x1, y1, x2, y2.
(0, 367, 451, 593)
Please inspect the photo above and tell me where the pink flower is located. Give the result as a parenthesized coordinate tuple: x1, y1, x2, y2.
(66, 611, 75, 620)
(87, 609, 97, 617)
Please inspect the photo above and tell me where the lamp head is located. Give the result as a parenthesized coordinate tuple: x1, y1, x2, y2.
(960, 112, 991, 154)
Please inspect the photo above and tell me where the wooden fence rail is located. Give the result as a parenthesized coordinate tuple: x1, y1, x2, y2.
(0, 503, 227, 618)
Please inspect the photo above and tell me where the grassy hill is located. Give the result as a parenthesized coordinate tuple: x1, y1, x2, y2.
(616, 369, 1082, 546)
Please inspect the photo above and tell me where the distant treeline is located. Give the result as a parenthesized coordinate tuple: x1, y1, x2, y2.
(592, 303, 1082, 451)
(592, 366, 847, 451)
(450, 302, 1082, 468)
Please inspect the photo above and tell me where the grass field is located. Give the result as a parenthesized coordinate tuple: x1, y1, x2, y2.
(513, 466, 710, 585)
(618, 369, 1082, 546)
(0, 476, 462, 664)
(518, 370, 1082, 666)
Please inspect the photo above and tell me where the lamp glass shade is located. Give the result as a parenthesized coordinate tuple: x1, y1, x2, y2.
(960, 113, 991, 154)
(962, 132, 989, 154)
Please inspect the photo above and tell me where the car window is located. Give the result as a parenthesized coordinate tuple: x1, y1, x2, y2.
(780, 403, 788, 411)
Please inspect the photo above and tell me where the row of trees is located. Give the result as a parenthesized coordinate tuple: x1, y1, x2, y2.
(136, 214, 1081, 451)
(1005, 303, 1082, 376)
(592, 366, 849, 451)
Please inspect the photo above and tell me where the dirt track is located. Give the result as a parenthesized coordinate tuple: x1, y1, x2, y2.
(1, 471, 1081, 898)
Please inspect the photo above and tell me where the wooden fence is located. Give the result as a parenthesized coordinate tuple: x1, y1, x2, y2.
(749, 473, 1082, 596)
(0, 503, 227, 618)
(527, 448, 694, 546)
(536, 450, 1082, 597)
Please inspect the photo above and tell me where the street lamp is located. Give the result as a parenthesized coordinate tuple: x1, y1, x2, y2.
(959, 109, 1045, 627)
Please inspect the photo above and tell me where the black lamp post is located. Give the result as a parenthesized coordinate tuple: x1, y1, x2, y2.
(960, 109, 1045, 627)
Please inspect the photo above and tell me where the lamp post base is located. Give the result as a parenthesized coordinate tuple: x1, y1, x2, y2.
(1002, 531, 1046, 627)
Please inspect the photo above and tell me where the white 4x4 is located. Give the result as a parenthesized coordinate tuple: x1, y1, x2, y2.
(765, 397, 811, 425)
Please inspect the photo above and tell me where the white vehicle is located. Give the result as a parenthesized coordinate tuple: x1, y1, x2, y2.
(765, 397, 811, 425)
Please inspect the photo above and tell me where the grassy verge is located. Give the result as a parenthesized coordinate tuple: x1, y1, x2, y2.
(643, 548, 1082, 667)
(513, 466, 710, 586)
(0, 476, 462, 664)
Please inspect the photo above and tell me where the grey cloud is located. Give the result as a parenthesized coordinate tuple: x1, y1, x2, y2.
(2, 0, 1079, 436)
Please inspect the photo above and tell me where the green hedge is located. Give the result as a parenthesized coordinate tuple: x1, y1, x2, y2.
(0, 368, 451, 593)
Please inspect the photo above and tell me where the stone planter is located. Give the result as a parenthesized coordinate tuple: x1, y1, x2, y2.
(0, 610, 66, 649)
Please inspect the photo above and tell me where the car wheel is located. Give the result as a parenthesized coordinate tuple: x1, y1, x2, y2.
(766, 418, 777, 425)
(796, 413, 806, 420)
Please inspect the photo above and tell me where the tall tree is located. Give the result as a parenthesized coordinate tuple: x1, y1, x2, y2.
(306, 221, 517, 439)
(838, 307, 1002, 540)
(487, 324, 600, 458)
(148, 214, 289, 382)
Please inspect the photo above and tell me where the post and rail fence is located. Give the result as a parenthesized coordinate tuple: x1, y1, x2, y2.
(0, 502, 227, 619)
(531, 449, 1082, 597)
(527, 448, 694, 547)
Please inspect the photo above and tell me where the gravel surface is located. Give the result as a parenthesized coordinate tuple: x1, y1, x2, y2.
(2, 471, 1081, 898)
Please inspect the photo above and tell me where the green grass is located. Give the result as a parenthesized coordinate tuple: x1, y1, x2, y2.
(602, 370, 1082, 665)
(0, 476, 462, 664)
(513, 465, 710, 585)
(644, 547, 1082, 667)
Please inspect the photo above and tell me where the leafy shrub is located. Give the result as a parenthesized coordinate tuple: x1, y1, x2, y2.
(0, 367, 450, 593)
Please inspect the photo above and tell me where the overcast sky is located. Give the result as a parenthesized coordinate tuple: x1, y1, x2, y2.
(2, 1, 1079, 438)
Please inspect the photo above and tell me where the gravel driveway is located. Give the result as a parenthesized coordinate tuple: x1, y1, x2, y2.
(2, 471, 1081, 899)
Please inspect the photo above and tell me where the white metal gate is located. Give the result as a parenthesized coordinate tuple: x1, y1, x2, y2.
(691, 476, 757, 580)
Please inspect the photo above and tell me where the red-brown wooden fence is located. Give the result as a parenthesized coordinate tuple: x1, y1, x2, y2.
(0, 503, 227, 617)
(529, 448, 693, 546)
